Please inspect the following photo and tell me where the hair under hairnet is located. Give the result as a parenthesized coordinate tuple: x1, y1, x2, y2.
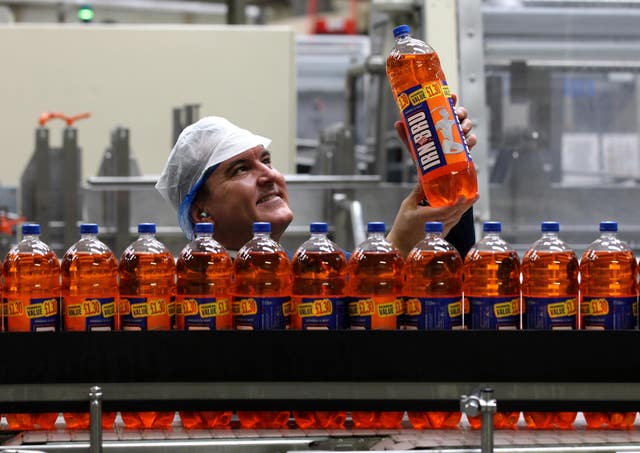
(155, 116, 271, 239)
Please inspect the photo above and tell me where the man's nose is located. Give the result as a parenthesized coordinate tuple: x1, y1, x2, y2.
(256, 163, 277, 183)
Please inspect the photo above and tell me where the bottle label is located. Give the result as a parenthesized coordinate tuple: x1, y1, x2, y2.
(292, 296, 347, 330)
(119, 296, 171, 331)
(176, 296, 232, 330)
(348, 296, 403, 330)
(232, 296, 291, 330)
(467, 296, 520, 330)
(402, 296, 463, 330)
(63, 296, 116, 331)
(524, 296, 577, 330)
(397, 81, 472, 179)
(581, 296, 637, 330)
(4, 296, 60, 332)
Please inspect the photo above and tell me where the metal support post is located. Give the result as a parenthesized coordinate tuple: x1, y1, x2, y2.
(89, 385, 103, 453)
(113, 128, 130, 256)
(461, 387, 497, 453)
(62, 127, 80, 249)
(34, 127, 51, 242)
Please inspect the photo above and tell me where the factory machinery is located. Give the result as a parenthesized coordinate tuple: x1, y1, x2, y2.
(8, 1, 640, 451)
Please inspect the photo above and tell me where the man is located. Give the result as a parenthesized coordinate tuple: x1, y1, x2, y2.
(156, 114, 477, 257)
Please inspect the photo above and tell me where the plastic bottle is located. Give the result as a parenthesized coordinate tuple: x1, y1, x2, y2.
(61, 223, 118, 430)
(386, 24, 477, 207)
(347, 221, 405, 429)
(580, 221, 637, 429)
(3, 223, 60, 430)
(118, 222, 176, 430)
(522, 221, 578, 430)
(291, 222, 348, 429)
(233, 222, 292, 429)
(404, 221, 462, 429)
(463, 221, 521, 430)
(176, 222, 233, 429)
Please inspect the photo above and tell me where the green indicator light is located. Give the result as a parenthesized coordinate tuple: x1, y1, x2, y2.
(78, 6, 95, 22)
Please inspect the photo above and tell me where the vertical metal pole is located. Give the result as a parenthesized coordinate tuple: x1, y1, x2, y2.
(62, 127, 80, 250)
(89, 386, 103, 453)
(461, 387, 496, 453)
(34, 127, 51, 241)
(114, 128, 130, 256)
(480, 388, 495, 453)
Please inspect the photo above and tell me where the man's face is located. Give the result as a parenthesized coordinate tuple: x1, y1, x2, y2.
(198, 145, 293, 250)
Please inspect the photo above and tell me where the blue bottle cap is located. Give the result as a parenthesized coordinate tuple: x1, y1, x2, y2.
(483, 221, 502, 233)
(253, 222, 271, 233)
(310, 222, 328, 234)
(541, 221, 560, 233)
(80, 223, 99, 235)
(392, 24, 410, 38)
(22, 223, 40, 235)
(600, 221, 618, 232)
(425, 222, 443, 233)
(367, 222, 386, 233)
(138, 223, 156, 234)
(194, 222, 214, 234)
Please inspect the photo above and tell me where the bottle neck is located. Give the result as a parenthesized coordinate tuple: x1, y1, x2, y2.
(139, 232, 156, 240)
(254, 232, 271, 240)
(81, 233, 97, 240)
(195, 232, 211, 240)
(367, 231, 385, 240)
(425, 232, 443, 240)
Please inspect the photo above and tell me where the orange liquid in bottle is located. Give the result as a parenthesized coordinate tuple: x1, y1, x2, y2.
(405, 233, 463, 429)
(522, 248, 578, 429)
(233, 227, 292, 429)
(62, 232, 119, 430)
(348, 236, 405, 428)
(581, 242, 637, 429)
(292, 242, 347, 429)
(176, 230, 233, 428)
(119, 228, 175, 430)
(386, 49, 477, 207)
(464, 245, 521, 429)
(4, 228, 61, 431)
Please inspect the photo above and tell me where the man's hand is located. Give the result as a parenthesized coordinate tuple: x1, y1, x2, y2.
(387, 184, 478, 258)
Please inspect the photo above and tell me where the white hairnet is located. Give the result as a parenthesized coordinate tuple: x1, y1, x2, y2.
(155, 116, 271, 239)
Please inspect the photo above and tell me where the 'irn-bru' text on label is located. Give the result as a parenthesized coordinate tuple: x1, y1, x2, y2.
(348, 297, 403, 330)
(292, 297, 346, 330)
(402, 296, 463, 330)
(524, 296, 577, 330)
(467, 296, 520, 330)
(396, 80, 471, 177)
(581, 296, 638, 330)
(64, 296, 116, 331)
(176, 296, 232, 330)
(4, 296, 60, 332)
(119, 296, 172, 331)
(232, 296, 291, 330)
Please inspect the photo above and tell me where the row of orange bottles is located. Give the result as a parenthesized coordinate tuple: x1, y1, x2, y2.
(4, 220, 637, 431)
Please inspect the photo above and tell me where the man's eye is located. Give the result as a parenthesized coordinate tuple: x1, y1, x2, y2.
(232, 165, 247, 175)
(262, 158, 272, 166)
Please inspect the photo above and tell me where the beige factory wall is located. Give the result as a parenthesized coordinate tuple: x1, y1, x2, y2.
(0, 24, 296, 188)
